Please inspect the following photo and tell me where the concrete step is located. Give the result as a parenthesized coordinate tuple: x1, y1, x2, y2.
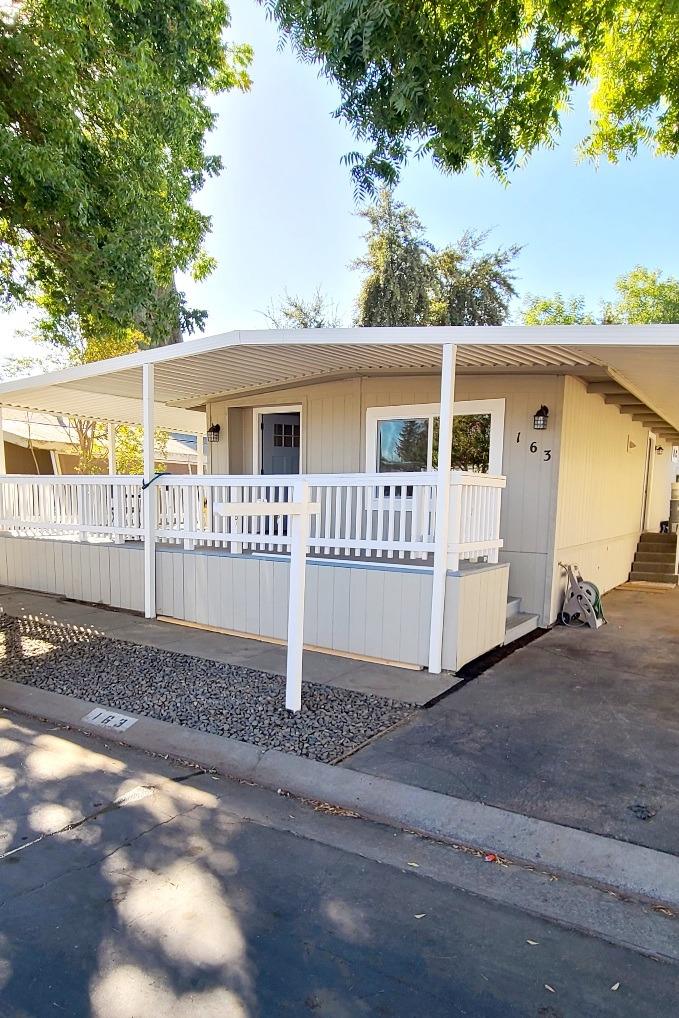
(631, 559, 677, 573)
(639, 532, 677, 546)
(634, 550, 677, 563)
(628, 570, 678, 584)
(506, 596, 521, 620)
(503, 611, 539, 645)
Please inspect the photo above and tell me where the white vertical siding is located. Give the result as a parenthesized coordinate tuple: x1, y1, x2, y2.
(0, 535, 144, 612)
(442, 564, 509, 670)
(156, 548, 433, 666)
(549, 376, 648, 621)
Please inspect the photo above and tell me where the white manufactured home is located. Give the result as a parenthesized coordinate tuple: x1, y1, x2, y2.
(0, 326, 677, 693)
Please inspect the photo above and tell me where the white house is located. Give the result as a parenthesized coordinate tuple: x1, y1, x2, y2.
(0, 326, 677, 692)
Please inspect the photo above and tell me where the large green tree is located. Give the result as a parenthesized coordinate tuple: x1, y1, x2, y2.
(262, 1, 679, 192)
(1, 0, 251, 345)
(354, 190, 519, 327)
(353, 189, 432, 326)
(524, 268, 679, 326)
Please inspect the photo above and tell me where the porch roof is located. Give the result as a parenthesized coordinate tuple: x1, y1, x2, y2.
(1, 325, 679, 438)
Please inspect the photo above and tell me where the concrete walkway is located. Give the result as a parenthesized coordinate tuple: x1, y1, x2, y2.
(0, 585, 454, 705)
(345, 586, 679, 855)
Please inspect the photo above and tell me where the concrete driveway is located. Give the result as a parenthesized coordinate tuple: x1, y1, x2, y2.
(345, 587, 679, 855)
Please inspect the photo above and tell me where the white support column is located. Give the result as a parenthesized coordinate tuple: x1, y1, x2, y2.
(108, 422, 117, 475)
(142, 363, 156, 618)
(196, 433, 205, 475)
(428, 344, 457, 674)
(285, 478, 311, 712)
(0, 406, 5, 474)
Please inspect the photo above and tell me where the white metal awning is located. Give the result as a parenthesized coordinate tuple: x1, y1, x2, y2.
(0, 325, 678, 436)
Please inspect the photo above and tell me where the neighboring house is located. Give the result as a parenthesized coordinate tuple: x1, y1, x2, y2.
(0, 410, 200, 475)
(0, 326, 677, 678)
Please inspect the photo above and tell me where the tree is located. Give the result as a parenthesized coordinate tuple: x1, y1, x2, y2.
(524, 268, 679, 326)
(1, 1, 251, 344)
(261, 1, 679, 192)
(354, 190, 519, 327)
(263, 287, 341, 328)
(353, 190, 432, 326)
(522, 295, 596, 326)
(0, 317, 167, 473)
(429, 232, 520, 326)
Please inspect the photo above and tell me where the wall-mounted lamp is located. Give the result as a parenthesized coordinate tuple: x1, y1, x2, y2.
(207, 423, 221, 444)
(533, 405, 549, 431)
(655, 444, 665, 456)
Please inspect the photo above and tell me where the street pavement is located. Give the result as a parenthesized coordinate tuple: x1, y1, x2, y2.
(0, 710, 677, 1017)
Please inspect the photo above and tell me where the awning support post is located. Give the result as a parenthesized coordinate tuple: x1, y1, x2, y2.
(0, 406, 5, 474)
(107, 422, 117, 476)
(428, 343, 457, 674)
(142, 364, 156, 618)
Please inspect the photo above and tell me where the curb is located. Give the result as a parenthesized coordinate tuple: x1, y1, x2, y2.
(3, 677, 679, 911)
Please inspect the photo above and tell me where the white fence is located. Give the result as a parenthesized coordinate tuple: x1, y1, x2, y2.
(0, 476, 144, 540)
(0, 471, 505, 564)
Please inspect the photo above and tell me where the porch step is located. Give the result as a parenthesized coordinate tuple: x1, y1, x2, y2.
(639, 531, 677, 544)
(631, 558, 676, 573)
(506, 596, 521, 620)
(633, 550, 677, 563)
(628, 570, 678, 584)
(629, 532, 678, 586)
(503, 611, 540, 646)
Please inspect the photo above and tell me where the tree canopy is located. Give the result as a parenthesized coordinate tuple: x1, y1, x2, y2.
(523, 268, 679, 326)
(1, 0, 251, 345)
(263, 287, 341, 328)
(354, 190, 518, 327)
(262, 1, 679, 192)
(353, 189, 432, 326)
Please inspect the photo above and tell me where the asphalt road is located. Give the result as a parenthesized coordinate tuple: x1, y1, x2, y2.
(0, 710, 677, 1018)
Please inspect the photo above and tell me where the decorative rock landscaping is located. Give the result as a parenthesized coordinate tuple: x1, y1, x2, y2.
(0, 613, 415, 763)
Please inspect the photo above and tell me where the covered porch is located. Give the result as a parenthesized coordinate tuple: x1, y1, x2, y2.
(1, 326, 678, 690)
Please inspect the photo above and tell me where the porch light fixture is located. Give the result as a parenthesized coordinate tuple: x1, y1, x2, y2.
(207, 423, 221, 443)
(656, 444, 665, 455)
(533, 405, 549, 430)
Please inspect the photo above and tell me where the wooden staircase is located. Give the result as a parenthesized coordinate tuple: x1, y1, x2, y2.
(629, 532, 678, 586)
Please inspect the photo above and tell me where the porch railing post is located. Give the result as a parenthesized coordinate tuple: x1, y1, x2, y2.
(285, 477, 311, 712)
(142, 363, 156, 618)
(428, 343, 457, 674)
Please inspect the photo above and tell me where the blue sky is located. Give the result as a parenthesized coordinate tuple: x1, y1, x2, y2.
(5, 0, 678, 356)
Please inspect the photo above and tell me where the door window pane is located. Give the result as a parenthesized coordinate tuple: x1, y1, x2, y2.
(432, 414, 491, 472)
(377, 418, 429, 473)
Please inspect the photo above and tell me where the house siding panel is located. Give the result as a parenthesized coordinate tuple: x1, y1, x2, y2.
(550, 376, 648, 622)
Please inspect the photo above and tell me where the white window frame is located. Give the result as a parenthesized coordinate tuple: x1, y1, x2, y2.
(252, 404, 304, 475)
(365, 399, 505, 476)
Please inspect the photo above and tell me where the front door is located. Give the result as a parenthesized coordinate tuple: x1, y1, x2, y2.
(260, 412, 301, 475)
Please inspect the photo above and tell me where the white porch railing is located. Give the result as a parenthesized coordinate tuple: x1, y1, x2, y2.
(0, 471, 505, 564)
(0, 476, 144, 540)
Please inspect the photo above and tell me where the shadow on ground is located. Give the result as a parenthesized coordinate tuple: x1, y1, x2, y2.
(1, 713, 677, 1017)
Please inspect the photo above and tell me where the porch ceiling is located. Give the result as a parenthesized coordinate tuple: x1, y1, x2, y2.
(0, 326, 678, 436)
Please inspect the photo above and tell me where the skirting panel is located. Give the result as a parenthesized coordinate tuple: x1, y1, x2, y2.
(0, 535, 144, 612)
(156, 548, 433, 667)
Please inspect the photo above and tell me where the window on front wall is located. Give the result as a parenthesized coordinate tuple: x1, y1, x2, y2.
(374, 412, 492, 474)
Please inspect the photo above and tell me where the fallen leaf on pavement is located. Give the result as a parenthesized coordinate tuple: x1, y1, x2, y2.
(407, 862, 419, 868)
(414, 914, 427, 919)
(526, 940, 539, 946)
(611, 983, 620, 991)
(545, 985, 555, 993)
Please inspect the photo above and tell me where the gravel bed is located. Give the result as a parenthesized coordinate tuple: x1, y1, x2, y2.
(0, 613, 416, 762)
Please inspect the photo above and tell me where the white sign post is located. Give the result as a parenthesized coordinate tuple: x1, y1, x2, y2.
(214, 479, 319, 712)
